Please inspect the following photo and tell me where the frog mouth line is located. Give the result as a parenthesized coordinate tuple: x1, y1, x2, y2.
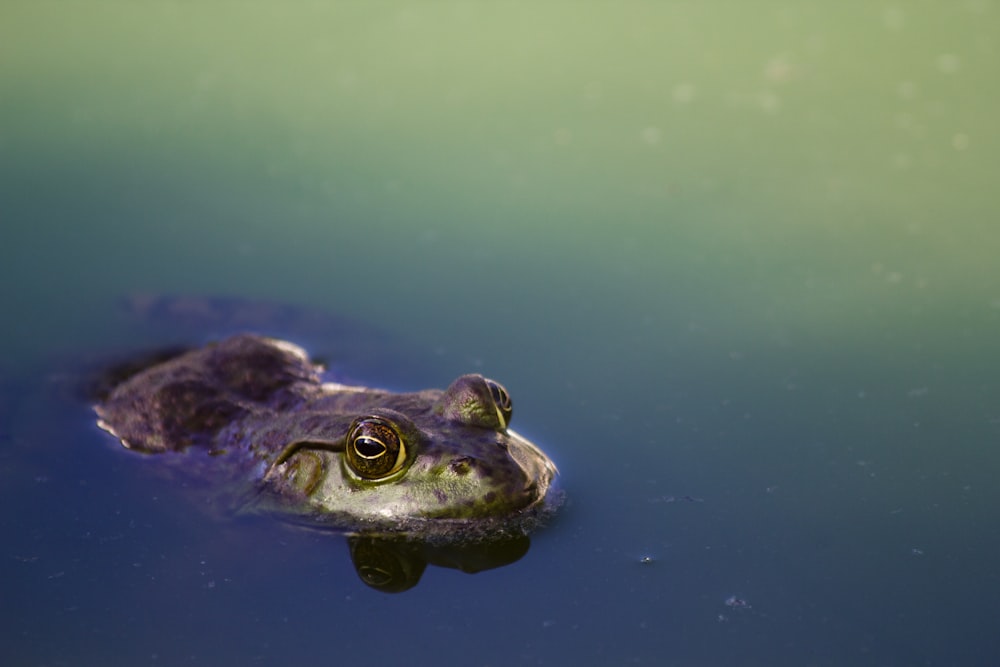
(258, 432, 556, 522)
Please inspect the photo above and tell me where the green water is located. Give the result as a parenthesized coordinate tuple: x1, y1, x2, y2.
(2, 2, 998, 665)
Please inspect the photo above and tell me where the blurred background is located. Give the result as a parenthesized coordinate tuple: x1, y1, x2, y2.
(2, 2, 998, 665)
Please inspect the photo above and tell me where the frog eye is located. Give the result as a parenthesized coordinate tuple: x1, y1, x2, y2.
(436, 374, 515, 431)
(345, 417, 407, 480)
(485, 379, 513, 429)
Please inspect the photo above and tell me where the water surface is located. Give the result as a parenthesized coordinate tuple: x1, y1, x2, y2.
(2, 2, 998, 665)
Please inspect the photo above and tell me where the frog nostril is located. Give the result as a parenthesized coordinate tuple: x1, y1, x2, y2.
(449, 456, 474, 475)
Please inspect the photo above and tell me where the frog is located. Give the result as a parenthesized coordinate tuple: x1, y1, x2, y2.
(93, 326, 560, 541)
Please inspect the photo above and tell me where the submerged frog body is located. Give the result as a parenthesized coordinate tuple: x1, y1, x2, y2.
(95, 334, 558, 536)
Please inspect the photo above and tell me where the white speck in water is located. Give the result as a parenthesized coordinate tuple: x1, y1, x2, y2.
(724, 595, 750, 609)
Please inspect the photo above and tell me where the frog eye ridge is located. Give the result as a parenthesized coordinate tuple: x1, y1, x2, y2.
(345, 417, 408, 480)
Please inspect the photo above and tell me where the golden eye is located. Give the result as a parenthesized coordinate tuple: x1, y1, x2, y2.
(485, 379, 513, 429)
(345, 417, 407, 480)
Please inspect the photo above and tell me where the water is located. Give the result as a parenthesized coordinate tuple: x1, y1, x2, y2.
(2, 2, 999, 665)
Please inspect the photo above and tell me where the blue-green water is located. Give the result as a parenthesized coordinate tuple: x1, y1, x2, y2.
(3, 2, 999, 665)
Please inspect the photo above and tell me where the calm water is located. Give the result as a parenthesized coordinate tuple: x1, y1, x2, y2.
(2, 2, 999, 665)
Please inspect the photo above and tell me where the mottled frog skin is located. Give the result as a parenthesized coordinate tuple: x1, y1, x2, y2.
(95, 334, 558, 536)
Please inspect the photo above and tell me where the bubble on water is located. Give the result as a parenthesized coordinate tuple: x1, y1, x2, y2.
(892, 153, 912, 170)
(936, 53, 961, 74)
(757, 91, 780, 113)
(896, 81, 917, 99)
(764, 56, 794, 83)
(583, 80, 603, 102)
(640, 126, 662, 145)
(882, 7, 905, 31)
(672, 83, 696, 104)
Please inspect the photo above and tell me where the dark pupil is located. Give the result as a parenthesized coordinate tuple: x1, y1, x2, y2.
(355, 436, 386, 458)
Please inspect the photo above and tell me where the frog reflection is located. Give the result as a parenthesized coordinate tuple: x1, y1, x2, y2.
(348, 532, 531, 593)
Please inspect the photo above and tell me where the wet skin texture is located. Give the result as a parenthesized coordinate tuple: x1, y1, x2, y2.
(95, 334, 558, 535)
